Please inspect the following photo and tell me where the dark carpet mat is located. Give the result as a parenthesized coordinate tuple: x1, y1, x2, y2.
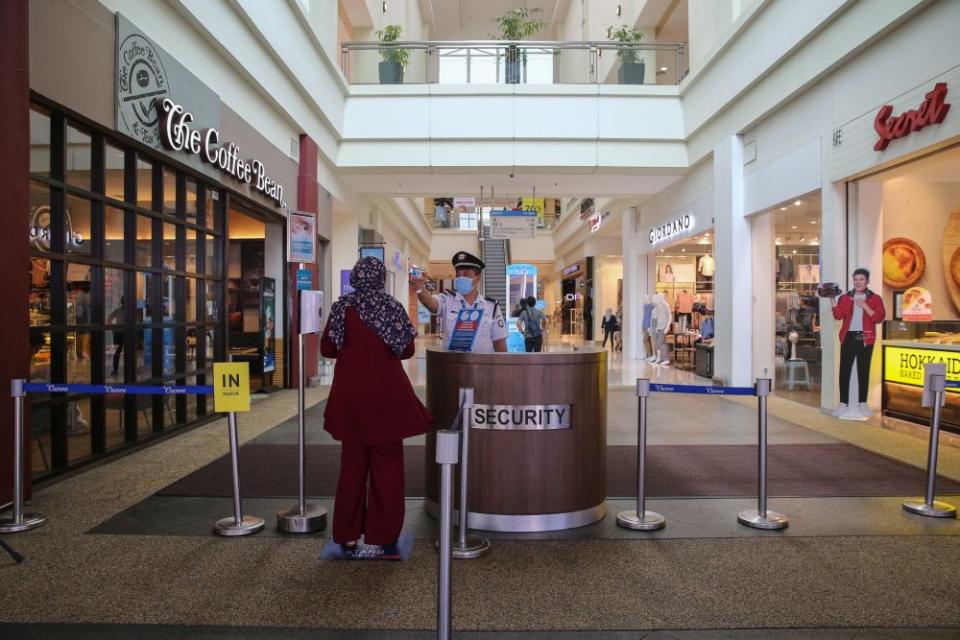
(156, 443, 960, 499)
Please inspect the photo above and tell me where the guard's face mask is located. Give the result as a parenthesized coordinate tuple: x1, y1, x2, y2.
(454, 276, 476, 296)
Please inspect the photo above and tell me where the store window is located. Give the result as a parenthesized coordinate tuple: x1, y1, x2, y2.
(162, 167, 177, 215)
(654, 231, 715, 372)
(865, 145, 960, 432)
(185, 179, 198, 224)
(105, 143, 125, 202)
(29, 107, 50, 177)
(771, 194, 822, 408)
(65, 124, 92, 191)
(27, 100, 227, 480)
(136, 157, 153, 209)
(136, 215, 153, 267)
(163, 222, 177, 270)
(104, 206, 126, 263)
(65, 195, 92, 256)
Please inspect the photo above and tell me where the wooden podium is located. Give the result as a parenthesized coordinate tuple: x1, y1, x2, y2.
(424, 347, 607, 532)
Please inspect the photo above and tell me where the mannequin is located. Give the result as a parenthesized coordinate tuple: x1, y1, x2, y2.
(652, 293, 672, 366)
(698, 252, 715, 280)
(641, 294, 656, 360)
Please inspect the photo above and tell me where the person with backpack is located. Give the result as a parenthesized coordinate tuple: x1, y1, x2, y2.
(517, 295, 546, 352)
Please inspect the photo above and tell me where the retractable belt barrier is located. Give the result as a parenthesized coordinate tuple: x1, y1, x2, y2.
(616, 377, 788, 532)
(903, 367, 957, 519)
(0, 376, 266, 537)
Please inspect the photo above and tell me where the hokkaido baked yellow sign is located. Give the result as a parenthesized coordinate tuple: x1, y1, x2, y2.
(214, 362, 250, 412)
(884, 346, 960, 390)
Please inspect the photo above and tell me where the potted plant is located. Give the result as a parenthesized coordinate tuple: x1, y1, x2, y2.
(610, 25, 645, 85)
(493, 7, 545, 84)
(376, 25, 409, 84)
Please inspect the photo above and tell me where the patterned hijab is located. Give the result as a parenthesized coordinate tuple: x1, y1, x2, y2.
(327, 257, 417, 357)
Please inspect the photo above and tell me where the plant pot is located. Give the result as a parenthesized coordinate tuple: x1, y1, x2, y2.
(618, 61, 645, 85)
(504, 45, 522, 84)
(378, 61, 404, 85)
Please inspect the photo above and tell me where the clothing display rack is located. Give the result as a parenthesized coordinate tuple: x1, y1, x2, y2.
(655, 250, 715, 371)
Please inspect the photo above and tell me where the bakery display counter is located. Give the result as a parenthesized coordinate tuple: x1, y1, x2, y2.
(882, 338, 960, 433)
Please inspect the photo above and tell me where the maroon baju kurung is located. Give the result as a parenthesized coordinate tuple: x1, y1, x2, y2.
(321, 307, 433, 544)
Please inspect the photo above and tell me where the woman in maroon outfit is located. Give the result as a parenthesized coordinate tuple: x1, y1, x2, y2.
(321, 257, 433, 550)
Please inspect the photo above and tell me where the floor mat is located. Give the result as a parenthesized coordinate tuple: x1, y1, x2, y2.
(155, 442, 960, 498)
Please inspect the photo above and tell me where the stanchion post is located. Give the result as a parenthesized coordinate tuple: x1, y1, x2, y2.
(435, 429, 460, 640)
(617, 378, 664, 531)
(452, 387, 491, 559)
(277, 285, 328, 533)
(214, 411, 265, 536)
(737, 378, 788, 530)
(903, 373, 957, 518)
(0, 379, 47, 533)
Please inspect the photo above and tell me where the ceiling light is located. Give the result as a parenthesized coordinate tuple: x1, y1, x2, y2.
(791, 225, 797, 229)
(792, 249, 797, 254)
(810, 239, 819, 245)
(681, 248, 686, 252)
(810, 220, 817, 224)
(775, 237, 781, 241)
(794, 200, 802, 206)
(779, 207, 787, 211)
(800, 237, 805, 242)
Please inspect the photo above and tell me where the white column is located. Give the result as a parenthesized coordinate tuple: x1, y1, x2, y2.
(819, 176, 847, 412)
(849, 181, 885, 411)
(622, 209, 639, 358)
(713, 135, 753, 386)
(751, 212, 775, 381)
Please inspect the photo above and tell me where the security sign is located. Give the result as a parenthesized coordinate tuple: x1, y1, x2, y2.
(214, 362, 250, 412)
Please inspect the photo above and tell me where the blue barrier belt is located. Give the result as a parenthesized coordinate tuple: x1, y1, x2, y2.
(650, 383, 756, 396)
(22, 383, 214, 395)
(945, 381, 960, 388)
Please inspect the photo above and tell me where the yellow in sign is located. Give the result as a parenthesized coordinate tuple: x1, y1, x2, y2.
(214, 362, 251, 412)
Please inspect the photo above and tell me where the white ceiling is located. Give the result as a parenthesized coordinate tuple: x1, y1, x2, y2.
(417, 0, 568, 40)
(337, 170, 682, 199)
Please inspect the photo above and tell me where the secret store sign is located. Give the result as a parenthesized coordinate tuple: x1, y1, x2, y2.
(156, 99, 286, 208)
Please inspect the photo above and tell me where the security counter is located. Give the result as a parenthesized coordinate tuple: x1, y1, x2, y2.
(883, 338, 960, 433)
(424, 347, 607, 532)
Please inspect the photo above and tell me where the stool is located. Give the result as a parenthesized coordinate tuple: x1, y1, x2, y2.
(785, 359, 811, 391)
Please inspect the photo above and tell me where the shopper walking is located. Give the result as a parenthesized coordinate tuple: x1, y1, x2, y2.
(517, 296, 546, 352)
(321, 257, 434, 555)
(601, 308, 617, 349)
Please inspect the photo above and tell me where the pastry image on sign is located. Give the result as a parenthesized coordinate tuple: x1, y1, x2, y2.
(949, 246, 960, 290)
(882, 237, 925, 288)
(901, 286, 933, 322)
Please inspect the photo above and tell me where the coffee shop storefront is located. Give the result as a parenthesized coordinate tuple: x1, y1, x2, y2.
(23, 7, 302, 481)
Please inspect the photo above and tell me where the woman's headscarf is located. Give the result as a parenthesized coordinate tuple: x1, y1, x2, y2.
(326, 257, 417, 356)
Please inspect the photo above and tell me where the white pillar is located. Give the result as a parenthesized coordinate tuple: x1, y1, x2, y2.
(819, 177, 847, 412)
(849, 181, 885, 411)
(713, 135, 753, 386)
(751, 212, 775, 381)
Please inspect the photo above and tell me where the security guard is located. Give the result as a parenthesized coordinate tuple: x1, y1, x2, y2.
(410, 251, 507, 353)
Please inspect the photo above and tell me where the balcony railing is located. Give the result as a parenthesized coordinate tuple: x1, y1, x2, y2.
(340, 40, 687, 86)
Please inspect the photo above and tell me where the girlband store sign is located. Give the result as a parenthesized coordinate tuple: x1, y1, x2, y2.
(649, 214, 695, 246)
(156, 98, 286, 208)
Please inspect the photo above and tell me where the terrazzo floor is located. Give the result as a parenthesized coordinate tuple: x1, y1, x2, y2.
(2, 349, 960, 638)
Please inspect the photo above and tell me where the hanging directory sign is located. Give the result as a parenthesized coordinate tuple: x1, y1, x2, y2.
(490, 209, 536, 239)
